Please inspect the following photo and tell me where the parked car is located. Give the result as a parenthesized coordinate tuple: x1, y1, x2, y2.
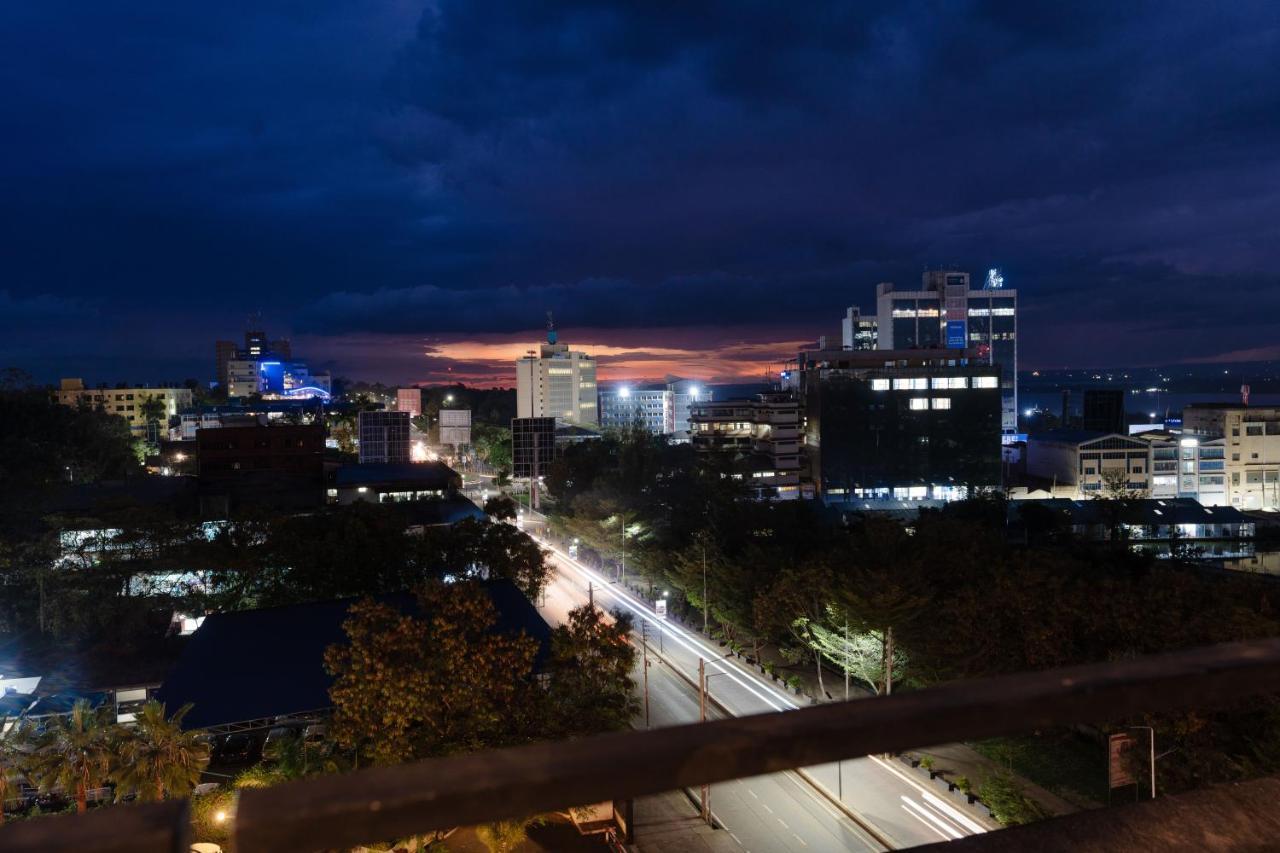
(217, 733, 256, 764)
(261, 725, 299, 763)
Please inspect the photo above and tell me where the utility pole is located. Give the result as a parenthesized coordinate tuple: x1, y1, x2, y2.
(699, 658, 710, 824)
(641, 622, 651, 728)
(620, 521, 627, 586)
(588, 581, 594, 611)
(884, 626, 895, 696)
(1129, 725, 1156, 799)
(843, 619, 850, 701)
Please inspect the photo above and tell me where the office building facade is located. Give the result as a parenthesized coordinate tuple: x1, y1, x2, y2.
(357, 410, 411, 464)
(216, 329, 330, 401)
(55, 379, 193, 440)
(598, 379, 711, 438)
(690, 393, 801, 500)
(1183, 404, 1280, 510)
(515, 329, 598, 426)
(512, 417, 556, 479)
(841, 307, 878, 350)
(875, 269, 1017, 433)
(799, 349, 1002, 503)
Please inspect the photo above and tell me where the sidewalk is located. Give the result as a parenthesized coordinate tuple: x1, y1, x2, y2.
(631, 791, 742, 852)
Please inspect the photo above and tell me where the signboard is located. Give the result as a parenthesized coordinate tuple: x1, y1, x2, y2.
(1108, 733, 1136, 788)
(655, 599, 668, 619)
(946, 320, 967, 349)
(439, 408, 471, 446)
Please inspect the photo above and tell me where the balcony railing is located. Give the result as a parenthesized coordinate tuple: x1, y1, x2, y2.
(6, 638, 1280, 852)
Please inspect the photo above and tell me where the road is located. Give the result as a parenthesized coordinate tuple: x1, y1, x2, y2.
(534, 536, 991, 850)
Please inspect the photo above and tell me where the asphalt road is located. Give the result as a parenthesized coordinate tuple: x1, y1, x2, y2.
(534, 536, 991, 850)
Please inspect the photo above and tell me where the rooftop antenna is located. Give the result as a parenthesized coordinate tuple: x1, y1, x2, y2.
(985, 268, 1004, 289)
(546, 311, 557, 345)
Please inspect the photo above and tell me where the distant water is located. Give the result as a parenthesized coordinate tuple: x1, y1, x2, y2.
(1022, 390, 1280, 420)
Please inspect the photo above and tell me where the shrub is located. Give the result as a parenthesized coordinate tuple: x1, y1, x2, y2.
(955, 775, 972, 794)
(979, 769, 1050, 826)
(919, 755, 934, 771)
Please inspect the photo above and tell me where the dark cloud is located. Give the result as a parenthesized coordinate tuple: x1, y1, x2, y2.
(1, 1, 1278, 381)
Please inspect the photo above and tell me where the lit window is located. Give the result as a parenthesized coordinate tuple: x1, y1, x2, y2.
(893, 377, 928, 390)
(932, 377, 967, 389)
(972, 376, 998, 388)
(870, 378, 890, 391)
(931, 398, 951, 410)
(909, 398, 928, 411)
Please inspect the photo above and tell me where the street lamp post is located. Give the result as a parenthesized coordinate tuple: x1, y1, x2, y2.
(640, 621, 651, 728)
(698, 658, 731, 825)
(701, 540, 708, 635)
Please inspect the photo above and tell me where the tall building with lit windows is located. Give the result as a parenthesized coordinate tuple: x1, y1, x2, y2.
(515, 327, 598, 427)
(875, 269, 1017, 433)
(798, 348, 1002, 504)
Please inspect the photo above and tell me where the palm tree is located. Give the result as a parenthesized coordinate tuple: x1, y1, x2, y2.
(0, 722, 33, 826)
(28, 699, 114, 813)
(112, 701, 209, 802)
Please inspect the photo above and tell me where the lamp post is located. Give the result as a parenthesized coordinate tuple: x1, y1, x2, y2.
(701, 539, 709, 635)
(698, 658, 731, 825)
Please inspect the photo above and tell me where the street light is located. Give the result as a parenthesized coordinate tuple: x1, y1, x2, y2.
(698, 659, 734, 825)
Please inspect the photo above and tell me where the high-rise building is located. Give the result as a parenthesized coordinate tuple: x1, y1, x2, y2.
(798, 348, 1003, 503)
(358, 410, 411, 464)
(841, 307, 878, 350)
(396, 387, 422, 419)
(875, 269, 1017, 433)
(512, 417, 556, 479)
(215, 326, 330, 400)
(515, 326, 598, 426)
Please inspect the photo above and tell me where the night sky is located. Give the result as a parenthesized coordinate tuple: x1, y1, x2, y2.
(3, 2, 1279, 386)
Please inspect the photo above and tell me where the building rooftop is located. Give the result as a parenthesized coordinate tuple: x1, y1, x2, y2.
(1026, 428, 1118, 444)
(334, 461, 458, 488)
(1008, 497, 1253, 528)
(156, 581, 551, 730)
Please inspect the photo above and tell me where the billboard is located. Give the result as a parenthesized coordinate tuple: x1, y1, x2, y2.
(439, 408, 471, 446)
(946, 320, 966, 349)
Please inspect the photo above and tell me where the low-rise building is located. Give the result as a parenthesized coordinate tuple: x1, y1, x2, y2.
(1183, 404, 1280, 510)
(1130, 430, 1228, 504)
(690, 393, 801, 500)
(1025, 430, 1151, 497)
(55, 379, 192, 440)
(598, 379, 711, 439)
(329, 461, 462, 505)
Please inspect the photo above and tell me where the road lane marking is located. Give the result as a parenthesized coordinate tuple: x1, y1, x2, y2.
(762, 803, 774, 814)
(900, 803, 951, 842)
(869, 756, 987, 835)
(748, 788, 759, 799)
(902, 797, 961, 840)
(793, 832, 809, 846)
(777, 818, 789, 829)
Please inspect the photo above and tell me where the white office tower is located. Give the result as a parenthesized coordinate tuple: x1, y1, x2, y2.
(515, 322, 598, 426)
(875, 269, 1018, 433)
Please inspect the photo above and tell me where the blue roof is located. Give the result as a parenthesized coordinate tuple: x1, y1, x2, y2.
(156, 580, 551, 729)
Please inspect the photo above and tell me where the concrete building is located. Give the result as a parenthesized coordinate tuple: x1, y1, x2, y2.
(217, 328, 329, 401)
(197, 423, 325, 483)
(840, 307, 878, 350)
(515, 327, 597, 426)
(598, 379, 711, 438)
(439, 409, 471, 447)
(875, 269, 1017, 433)
(396, 388, 422, 419)
(330, 462, 461, 505)
(357, 410, 411, 464)
(512, 417, 556, 480)
(55, 379, 192, 440)
(1183, 404, 1280, 510)
(1026, 430, 1152, 497)
(690, 393, 801, 500)
(1130, 430, 1228, 504)
(798, 349, 1002, 504)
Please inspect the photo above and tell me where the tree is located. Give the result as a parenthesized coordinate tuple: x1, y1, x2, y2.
(325, 581, 542, 766)
(0, 723, 32, 826)
(28, 699, 115, 813)
(138, 394, 167, 445)
(756, 563, 835, 697)
(544, 606, 638, 737)
(483, 494, 518, 520)
(111, 701, 210, 802)
(805, 607, 908, 696)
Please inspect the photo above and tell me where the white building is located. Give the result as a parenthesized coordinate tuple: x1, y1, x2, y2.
(840, 307, 878, 350)
(598, 379, 711, 439)
(1183, 404, 1280, 510)
(515, 330, 597, 427)
(1026, 430, 1151, 497)
(876, 269, 1017, 432)
(1131, 430, 1228, 505)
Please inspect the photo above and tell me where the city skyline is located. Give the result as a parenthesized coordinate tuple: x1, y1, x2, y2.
(5, 3, 1280, 384)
